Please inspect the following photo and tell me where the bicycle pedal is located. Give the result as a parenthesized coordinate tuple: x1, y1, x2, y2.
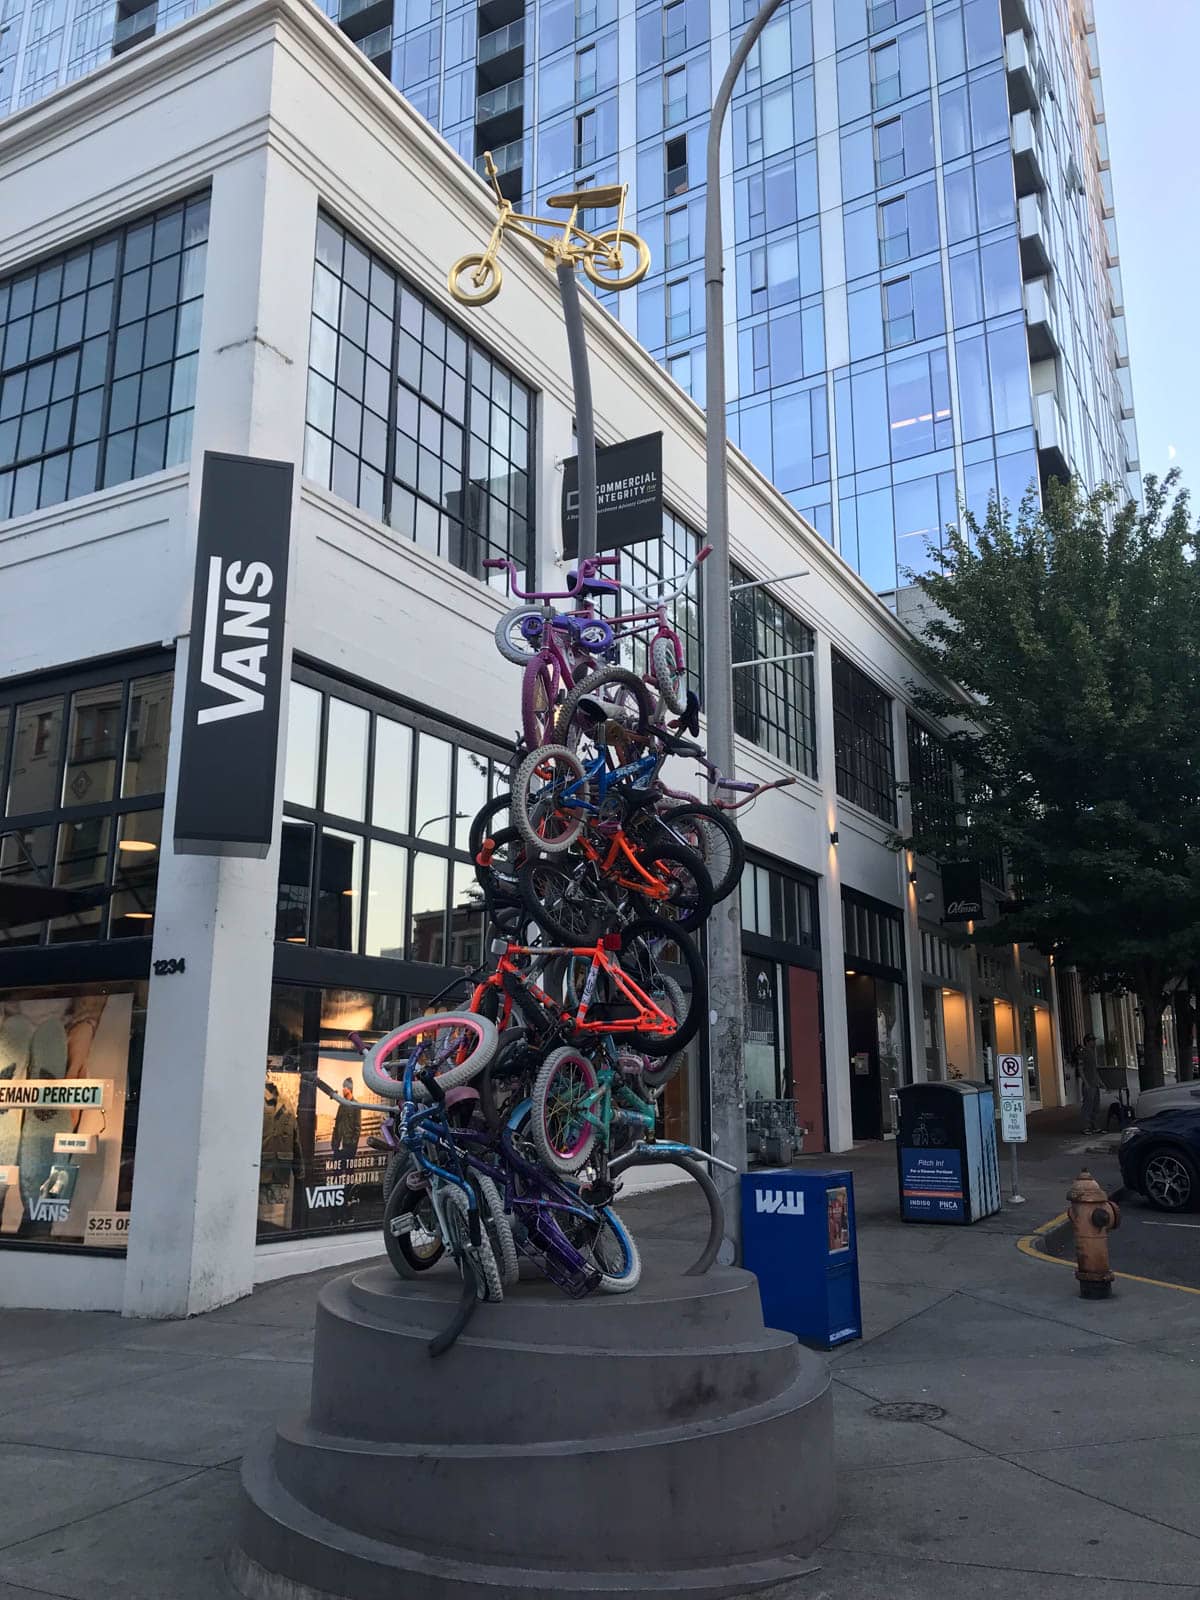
(389, 1214, 415, 1237)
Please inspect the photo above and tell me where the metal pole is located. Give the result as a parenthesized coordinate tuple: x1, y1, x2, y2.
(557, 258, 598, 563)
(1009, 1143, 1025, 1205)
(704, 0, 790, 1261)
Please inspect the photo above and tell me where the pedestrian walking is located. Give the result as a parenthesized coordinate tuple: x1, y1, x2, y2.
(1079, 1033, 1102, 1134)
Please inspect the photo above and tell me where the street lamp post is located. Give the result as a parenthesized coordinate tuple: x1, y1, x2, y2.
(704, 0, 790, 1257)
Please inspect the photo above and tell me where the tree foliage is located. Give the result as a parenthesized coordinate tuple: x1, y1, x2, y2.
(904, 473, 1200, 1087)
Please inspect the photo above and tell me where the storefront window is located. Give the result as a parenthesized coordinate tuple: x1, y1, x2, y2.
(276, 674, 503, 965)
(0, 980, 147, 1250)
(0, 658, 172, 946)
(259, 984, 410, 1241)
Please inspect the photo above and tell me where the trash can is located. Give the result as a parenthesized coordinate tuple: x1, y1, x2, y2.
(741, 1169, 862, 1349)
(896, 1081, 1001, 1224)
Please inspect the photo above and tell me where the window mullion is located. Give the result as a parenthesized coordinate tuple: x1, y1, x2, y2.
(93, 226, 127, 495)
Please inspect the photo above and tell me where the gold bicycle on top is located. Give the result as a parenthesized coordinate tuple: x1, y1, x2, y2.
(448, 150, 651, 308)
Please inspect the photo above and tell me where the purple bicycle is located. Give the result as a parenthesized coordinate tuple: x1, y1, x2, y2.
(485, 553, 625, 750)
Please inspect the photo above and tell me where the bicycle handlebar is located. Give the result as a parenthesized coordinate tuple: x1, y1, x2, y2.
(484, 553, 619, 602)
(613, 542, 711, 609)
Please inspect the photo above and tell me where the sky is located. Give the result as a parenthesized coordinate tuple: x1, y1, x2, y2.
(1093, 0, 1200, 488)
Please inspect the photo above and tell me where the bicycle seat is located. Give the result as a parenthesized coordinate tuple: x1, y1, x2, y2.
(657, 731, 706, 760)
(566, 570, 622, 597)
(545, 185, 625, 210)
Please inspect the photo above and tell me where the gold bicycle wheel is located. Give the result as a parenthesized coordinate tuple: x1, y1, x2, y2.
(449, 253, 503, 306)
(583, 229, 651, 291)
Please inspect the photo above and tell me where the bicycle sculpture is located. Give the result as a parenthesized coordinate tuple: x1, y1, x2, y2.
(448, 150, 650, 307)
(312, 551, 798, 1356)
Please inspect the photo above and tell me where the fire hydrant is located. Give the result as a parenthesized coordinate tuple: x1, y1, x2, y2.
(1067, 1168, 1120, 1299)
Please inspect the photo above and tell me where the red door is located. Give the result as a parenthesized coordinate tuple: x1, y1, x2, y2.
(786, 965, 825, 1153)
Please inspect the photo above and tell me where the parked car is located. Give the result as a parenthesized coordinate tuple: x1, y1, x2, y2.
(1118, 1107, 1200, 1212)
(1135, 1082, 1200, 1119)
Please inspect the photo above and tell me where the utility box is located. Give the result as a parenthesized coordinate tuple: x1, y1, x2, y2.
(741, 1169, 862, 1349)
(896, 1081, 1001, 1225)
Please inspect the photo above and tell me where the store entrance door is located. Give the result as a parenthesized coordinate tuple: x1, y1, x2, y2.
(847, 974, 883, 1139)
(846, 972, 906, 1140)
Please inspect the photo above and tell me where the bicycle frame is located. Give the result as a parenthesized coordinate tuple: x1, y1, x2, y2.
(474, 940, 679, 1041)
(478, 192, 631, 274)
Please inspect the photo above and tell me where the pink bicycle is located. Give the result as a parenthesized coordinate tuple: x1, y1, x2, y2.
(603, 543, 712, 715)
(485, 553, 631, 750)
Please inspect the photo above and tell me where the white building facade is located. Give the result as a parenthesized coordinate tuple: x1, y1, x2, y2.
(0, 0, 1061, 1316)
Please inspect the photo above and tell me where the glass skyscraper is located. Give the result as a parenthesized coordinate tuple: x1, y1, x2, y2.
(2, 0, 1137, 598)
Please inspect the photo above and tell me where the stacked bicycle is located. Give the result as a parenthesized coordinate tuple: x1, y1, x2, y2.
(344, 547, 793, 1354)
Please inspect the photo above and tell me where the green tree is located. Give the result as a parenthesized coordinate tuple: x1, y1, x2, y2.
(904, 474, 1200, 1089)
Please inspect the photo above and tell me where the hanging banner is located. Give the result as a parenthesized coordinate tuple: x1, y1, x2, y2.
(562, 432, 663, 557)
(174, 452, 294, 857)
(941, 861, 984, 922)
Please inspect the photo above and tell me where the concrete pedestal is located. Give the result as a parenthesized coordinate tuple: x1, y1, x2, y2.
(230, 1257, 836, 1599)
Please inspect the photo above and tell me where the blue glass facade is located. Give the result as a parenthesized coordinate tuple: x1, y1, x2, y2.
(1, 0, 1137, 598)
(380, 0, 1135, 596)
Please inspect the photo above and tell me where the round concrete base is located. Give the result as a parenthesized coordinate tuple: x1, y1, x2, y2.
(231, 1258, 835, 1600)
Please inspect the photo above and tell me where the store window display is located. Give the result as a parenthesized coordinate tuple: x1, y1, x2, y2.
(259, 984, 411, 1241)
(0, 981, 146, 1247)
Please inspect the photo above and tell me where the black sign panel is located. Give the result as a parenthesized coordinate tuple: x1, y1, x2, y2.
(174, 452, 293, 859)
(941, 861, 984, 923)
(562, 431, 663, 557)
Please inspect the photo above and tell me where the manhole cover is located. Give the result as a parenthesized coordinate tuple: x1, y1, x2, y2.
(869, 1401, 946, 1423)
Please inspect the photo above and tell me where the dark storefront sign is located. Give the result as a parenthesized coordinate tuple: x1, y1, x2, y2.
(561, 431, 663, 557)
(941, 861, 984, 923)
(175, 453, 293, 858)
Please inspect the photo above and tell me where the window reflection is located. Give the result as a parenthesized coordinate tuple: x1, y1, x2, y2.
(414, 734, 452, 844)
(454, 749, 489, 853)
(0, 824, 53, 945)
(111, 809, 162, 937)
(324, 698, 369, 821)
(373, 717, 412, 835)
(276, 820, 314, 943)
(50, 814, 110, 942)
(7, 696, 63, 816)
(63, 682, 122, 808)
(123, 672, 172, 798)
(316, 830, 361, 951)
(284, 683, 321, 809)
(409, 851, 447, 964)
(365, 840, 408, 959)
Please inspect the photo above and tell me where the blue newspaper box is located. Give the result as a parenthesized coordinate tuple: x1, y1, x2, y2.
(896, 1081, 1001, 1224)
(740, 1169, 862, 1349)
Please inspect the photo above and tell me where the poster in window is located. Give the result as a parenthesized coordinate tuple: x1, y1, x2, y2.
(826, 1185, 850, 1254)
(0, 992, 133, 1242)
(258, 1047, 389, 1237)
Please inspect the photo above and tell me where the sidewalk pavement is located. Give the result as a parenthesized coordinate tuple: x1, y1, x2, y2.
(0, 1114, 1197, 1600)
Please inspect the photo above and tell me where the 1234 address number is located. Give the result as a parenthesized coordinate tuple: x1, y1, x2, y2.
(153, 958, 186, 976)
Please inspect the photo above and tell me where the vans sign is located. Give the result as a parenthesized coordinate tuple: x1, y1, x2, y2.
(198, 557, 275, 724)
(174, 453, 293, 858)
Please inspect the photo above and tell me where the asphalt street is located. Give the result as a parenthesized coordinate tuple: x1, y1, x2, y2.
(1045, 1183, 1200, 1292)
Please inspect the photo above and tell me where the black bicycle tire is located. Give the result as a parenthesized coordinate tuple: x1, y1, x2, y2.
(382, 1180, 444, 1278)
(656, 803, 745, 904)
(609, 916, 706, 1057)
(636, 843, 714, 931)
(608, 1150, 723, 1276)
(554, 666, 656, 751)
(469, 792, 513, 860)
(474, 824, 526, 906)
(517, 856, 612, 946)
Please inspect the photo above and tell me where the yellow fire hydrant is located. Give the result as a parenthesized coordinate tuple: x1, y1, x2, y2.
(1067, 1168, 1120, 1299)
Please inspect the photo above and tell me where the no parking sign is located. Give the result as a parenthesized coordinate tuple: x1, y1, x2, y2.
(997, 1054, 1027, 1143)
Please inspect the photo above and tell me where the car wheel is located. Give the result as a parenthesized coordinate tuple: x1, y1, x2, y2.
(1141, 1146, 1199, 1212)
